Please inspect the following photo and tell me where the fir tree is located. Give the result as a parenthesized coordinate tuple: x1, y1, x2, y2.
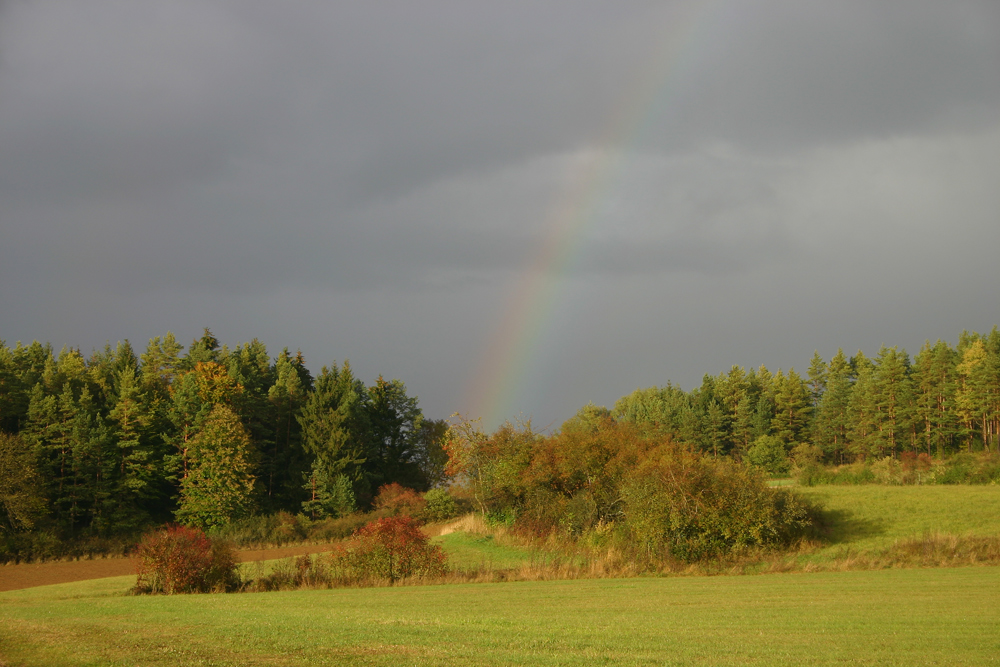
(176, 404, 258, 528)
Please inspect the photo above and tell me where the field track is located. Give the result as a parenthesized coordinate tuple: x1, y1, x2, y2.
(0, 543, 340, 593)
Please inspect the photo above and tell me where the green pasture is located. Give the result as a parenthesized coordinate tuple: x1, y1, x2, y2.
(2, 567, 999, 666)
(798, 485, 1000, 555)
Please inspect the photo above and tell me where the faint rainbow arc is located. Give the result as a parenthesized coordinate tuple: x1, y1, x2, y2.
(466, 1, 721, 428)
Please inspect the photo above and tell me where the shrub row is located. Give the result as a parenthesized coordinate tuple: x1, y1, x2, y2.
(796, 452, 1000, 486)
(134, 516, 446, 595)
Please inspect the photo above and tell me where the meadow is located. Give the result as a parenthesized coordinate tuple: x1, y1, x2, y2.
(2, 567, 998, 666)
(2, 484, 1000, 666)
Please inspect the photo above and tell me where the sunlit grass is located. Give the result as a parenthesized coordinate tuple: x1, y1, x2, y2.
(2, 567, 999, 666)
(798, 484, 1000, 550)
(431, 531, 539, 570)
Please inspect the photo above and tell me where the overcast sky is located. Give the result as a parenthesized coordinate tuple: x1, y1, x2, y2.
(2, 1, 998, 429)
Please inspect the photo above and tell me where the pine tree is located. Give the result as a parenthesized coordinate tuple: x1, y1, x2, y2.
(770, 369, 811, 446)
(984, 328, 1000, 452)
(814, 350, 851, 462)
(0, 432, 47, 532)
(182, 328, 221, 368)
(0, 341, 30, 433)
(703, 399, 729, 458)
(73, 386, 115, 534)
(23, 384, 61, 522)
(872, 346, 913, 457)
(266, 349, 310, 506)
(807, 351, 828, 409)
(847, 352, 878, 460)
(717, 366, 750, 455)
(956, 338, 992, 452)
(913, 339, 959, 456)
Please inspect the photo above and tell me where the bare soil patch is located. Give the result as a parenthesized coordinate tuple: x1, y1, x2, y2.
(0, 543, 341, 593)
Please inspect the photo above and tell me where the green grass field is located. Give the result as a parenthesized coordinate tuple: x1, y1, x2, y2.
(798, 485, 1000, 551)
(3, 485, 1000, 666)
(2, 567, 999, 666)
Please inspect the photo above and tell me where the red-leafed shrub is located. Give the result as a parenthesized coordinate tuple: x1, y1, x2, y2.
(133, 525, 238, 594)
(373, 483, 427, 517)
(333, 515, 446, 582)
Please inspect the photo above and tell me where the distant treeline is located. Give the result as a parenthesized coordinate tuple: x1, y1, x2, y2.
(0, 329, 447, 542)
(611, 328, 1000, 463)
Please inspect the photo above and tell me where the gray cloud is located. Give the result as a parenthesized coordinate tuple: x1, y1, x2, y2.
(2, 0, 999, 426)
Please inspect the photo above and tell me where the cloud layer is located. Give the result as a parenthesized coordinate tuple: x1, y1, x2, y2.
(2, 1, 998, 426)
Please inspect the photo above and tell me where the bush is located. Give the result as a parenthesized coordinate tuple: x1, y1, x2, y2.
(620, 451, 814, 563)
(795, 453, 1000, 486)
(373, 483, 427, 517)
(422, 488, 459, 522)
(133, 525, 239, 594)
(746, 436, 791, 475)
(332, 516, 447, 582)
(796, 462, 876, 486)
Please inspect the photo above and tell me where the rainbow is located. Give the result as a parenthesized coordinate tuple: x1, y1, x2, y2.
(465, 1, 726, 428)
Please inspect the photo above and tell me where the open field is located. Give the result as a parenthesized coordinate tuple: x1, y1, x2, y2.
(2, 485, 1000, 665)
(2, 566, 999, 666)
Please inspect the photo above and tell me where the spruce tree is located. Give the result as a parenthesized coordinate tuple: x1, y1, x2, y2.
(108, 362, 155, 530)
(298, 362, 368, 500)
(365, 376, 424, 492)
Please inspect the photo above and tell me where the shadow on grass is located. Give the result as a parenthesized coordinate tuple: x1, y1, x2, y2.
(816, 508, 887, 545)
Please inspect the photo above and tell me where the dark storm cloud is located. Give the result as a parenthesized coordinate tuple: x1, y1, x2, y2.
(2, 0, 999, 425)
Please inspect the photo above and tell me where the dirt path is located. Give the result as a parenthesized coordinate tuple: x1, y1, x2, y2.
(0, 543, 341, 593)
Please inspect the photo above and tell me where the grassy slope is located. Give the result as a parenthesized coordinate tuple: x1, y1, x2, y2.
(431, 531, 540, 570)
(798, 485, 1000, 553)
(2, 567, 1000, 666)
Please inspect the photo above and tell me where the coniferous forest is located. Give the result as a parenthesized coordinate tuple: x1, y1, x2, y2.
(612, 327, 1000, 465)
(1, 326, 999, 560)
(0, 329, 448, 558)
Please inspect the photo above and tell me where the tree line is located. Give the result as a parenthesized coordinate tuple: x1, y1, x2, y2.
(0, 329, 447, 538)
(612, 328, 1000, 463)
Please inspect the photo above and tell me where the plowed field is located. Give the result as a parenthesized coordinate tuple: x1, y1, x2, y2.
(0, 543, 340, 592)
